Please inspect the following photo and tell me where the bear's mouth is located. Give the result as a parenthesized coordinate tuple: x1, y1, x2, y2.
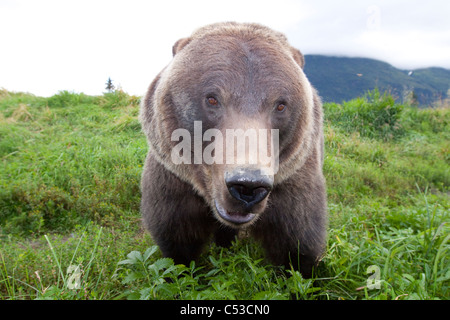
(214, 200, 256, 226)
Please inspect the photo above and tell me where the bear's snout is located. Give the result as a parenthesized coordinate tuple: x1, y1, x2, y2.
(213, 168, 274, 227)
(225, 169, 273, 209)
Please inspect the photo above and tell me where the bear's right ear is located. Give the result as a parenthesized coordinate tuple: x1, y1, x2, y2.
(172, 37, 192, 56)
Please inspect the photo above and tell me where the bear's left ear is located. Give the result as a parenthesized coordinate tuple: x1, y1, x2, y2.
(290, 47, 305, 69)
(172, 37, 192, 57)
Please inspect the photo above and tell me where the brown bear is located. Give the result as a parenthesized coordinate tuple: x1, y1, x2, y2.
(139, 22, 327, 278)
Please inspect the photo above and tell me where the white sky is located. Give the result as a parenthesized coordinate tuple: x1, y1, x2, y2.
(1, 0, 449, 97)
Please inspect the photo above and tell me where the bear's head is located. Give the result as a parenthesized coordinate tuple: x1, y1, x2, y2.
(140, 22, 321, 228)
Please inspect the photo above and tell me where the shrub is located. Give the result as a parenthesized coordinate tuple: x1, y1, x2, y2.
(98, 90, 140, 109)
(47, 91, 96, 108)
(325, 89, 404, 141)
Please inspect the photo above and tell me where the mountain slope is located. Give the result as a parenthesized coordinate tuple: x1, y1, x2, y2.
(303, 55, 450, 106)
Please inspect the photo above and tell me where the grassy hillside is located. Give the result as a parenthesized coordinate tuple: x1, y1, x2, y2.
(0, 88, 448, 300)
(304, 55, 450, 106)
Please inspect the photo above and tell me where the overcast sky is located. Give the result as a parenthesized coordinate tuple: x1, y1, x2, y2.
(1, 0, 449, 97)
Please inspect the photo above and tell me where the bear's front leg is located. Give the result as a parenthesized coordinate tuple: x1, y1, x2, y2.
(141, 155, 213, 266)
(252, 175, 327, 278)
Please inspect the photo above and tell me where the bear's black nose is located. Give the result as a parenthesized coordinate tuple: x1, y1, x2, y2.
(225, 169, 273, 209)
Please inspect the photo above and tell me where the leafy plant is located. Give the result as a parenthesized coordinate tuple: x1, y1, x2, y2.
(325, 88, 404, 141)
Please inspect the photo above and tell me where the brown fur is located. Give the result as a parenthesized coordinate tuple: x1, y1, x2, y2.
(139, 22, 327, 278)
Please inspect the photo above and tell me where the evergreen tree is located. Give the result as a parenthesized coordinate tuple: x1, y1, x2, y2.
(105, 78, 115, 93)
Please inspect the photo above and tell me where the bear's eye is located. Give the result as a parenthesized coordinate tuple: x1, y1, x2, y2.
(276, 103, 287, 113)
(206, 96, 219, 107)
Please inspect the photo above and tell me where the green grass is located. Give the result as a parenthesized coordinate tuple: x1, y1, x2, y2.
(0, 88, 448, 300)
